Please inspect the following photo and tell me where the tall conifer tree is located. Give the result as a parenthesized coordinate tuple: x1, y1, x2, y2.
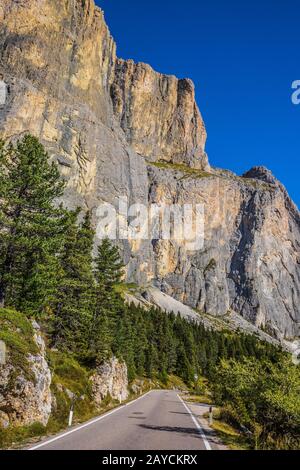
(91, 238, 124, 363)
(0, 135, 69, 315)
(51, 211, 95, 355)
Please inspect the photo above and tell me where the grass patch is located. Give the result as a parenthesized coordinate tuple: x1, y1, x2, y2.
(114, 283, 139, 296)
(0, 309, 38, 379)
(149, 161, 213, 180)
(0, 422, 47, 449)
(149, 161, 274, 192)
(211, 419, 251, 450)
(164, 374, 189, 391)
(203, 408, 251, 450)
(46, 350, 96, 431)
(194, 309, 230, 330)
(48, 350, 91, 396)
(186, 394, 213, 405)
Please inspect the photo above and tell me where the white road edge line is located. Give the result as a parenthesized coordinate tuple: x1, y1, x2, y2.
(29, 390, 154, 450)
(177, 394, 212, 451)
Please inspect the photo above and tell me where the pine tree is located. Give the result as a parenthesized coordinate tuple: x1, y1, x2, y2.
(145, 341, 159, 379)
(0, 135, 69, 315)
(51, 211, 95, 356)
(91, 239, 125, 363)
(89, 300, 112, 364)
(131, 305, 148, 376)
(114, 305, 136, 381)
(94, 238, 124, 289)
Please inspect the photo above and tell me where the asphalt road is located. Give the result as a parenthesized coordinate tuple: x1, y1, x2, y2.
(29, 390, 218, 451)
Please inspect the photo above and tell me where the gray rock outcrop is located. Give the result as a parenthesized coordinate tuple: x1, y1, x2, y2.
(90, 357, 129, 405)
(0, 321, 52, 428)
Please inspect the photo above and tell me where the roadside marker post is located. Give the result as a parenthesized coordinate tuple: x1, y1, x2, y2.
(68, 394, 85, 427)
(209, 406, 213, 426)
(0, 340, 6, 365)
(68, 401, 74, 427)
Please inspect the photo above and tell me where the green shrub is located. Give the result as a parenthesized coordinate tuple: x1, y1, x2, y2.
(211, 357, 300, 449)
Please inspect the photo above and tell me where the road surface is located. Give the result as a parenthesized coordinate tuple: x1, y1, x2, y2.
(29, 390, 222, 450)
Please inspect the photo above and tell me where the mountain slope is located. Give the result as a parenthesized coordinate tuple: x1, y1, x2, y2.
(0, 0, 299, 339)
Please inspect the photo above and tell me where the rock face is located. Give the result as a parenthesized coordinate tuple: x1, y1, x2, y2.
(0, 0, 299, 340)
(90, 357, 129, 405)
(0, 322, 52, 427)
(147, 165, 300, 339)
(111, 59, 208, 170)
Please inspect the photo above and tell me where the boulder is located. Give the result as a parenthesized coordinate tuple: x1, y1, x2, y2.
(90, 357, 129, 405)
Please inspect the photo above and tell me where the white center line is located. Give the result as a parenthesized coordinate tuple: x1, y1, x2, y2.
(177, 394, 212, 451)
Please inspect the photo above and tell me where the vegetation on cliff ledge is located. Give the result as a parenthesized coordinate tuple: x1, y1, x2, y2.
(149, 161, 213, 179)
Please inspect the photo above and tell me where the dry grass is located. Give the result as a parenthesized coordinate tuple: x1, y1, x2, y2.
(211, 418, 251, 450)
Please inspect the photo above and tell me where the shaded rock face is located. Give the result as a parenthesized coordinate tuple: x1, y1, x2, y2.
(90, 357, 129, 405)
(0, 322, 52, 427)
(0, 0, 299, 340)
(148, 167, 300, 339)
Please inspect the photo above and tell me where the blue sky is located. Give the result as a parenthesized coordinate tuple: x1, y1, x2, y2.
(97, 0, 299, 207)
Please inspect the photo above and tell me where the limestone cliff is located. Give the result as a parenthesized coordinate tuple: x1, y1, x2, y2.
(147, 165, 300, 339)
(111, 59, 208, 170)
(0, 0, 299, 340)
